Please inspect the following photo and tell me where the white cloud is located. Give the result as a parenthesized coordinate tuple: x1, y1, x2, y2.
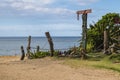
(0, 0, 74, 15)
(22, 0, 55, 5)
(76, 0, 99, 6)
(0, 0, 99, 16)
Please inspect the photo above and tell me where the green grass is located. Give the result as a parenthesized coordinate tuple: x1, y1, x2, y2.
(63, 59, 120, 72)
(30, 51, 120, 73)
(61, 53, 120, 73)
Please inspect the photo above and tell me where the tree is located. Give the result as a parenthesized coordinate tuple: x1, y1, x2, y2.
(87, 13, 120, 52)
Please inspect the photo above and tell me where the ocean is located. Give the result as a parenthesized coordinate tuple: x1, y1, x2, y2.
(0, 37, 80, 56)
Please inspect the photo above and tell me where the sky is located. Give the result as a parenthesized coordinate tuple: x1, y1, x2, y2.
(0, 0, 120, 37)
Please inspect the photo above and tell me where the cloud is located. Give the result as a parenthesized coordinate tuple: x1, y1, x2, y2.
(22, 0, 55, 5)
(77, 0, 99, 5)
(0, 0, 74, 16)
(0, 0, 99, 16)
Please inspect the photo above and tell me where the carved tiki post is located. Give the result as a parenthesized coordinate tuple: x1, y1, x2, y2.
(45, 32, 54, 57)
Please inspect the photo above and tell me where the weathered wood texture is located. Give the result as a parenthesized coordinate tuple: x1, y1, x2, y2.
(104, 30, 109, 53)
(27, 36, 31, 58)
(45, 32, 54, 57)
(20, 46, 25, 60)
(77, 9, 91, 20)
(36, 45, 40, 52)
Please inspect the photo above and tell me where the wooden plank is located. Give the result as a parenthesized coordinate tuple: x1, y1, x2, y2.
(77, 9, 92, 14)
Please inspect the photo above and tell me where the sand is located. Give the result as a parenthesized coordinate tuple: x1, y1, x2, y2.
(0, 56, 120, 80)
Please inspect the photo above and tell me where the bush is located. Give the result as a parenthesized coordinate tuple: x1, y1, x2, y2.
(29, 51, 50, 59)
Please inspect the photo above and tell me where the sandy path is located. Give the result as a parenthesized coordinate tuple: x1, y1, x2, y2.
(0, 56, 120, 80)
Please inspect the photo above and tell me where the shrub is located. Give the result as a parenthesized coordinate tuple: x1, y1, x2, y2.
(29, 51, 50, 59)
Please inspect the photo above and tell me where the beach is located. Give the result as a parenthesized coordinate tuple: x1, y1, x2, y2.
(0, 56, 120, 80)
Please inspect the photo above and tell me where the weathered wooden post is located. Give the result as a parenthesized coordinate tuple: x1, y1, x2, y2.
(45, 32, 54, 57)
(80, 48, 87, 59)
(36, 45, 40, 52)
(27, 36, 31, 58)
(103, 29, 109, 54)
(76, 9, 92, 51)
(20, 46, 25, 60)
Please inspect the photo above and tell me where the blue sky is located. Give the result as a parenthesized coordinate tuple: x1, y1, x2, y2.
(0, 0, 120, 36)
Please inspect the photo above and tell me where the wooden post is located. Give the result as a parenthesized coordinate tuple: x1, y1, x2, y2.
(20, 46, 25, 60)
(45, 32, 54, 57)
(82, 13, 87, 51)
(36, 45, 40, 52)
(76, 9, 92, 51)
(27, 36, 31, 58)
(104, 29, 109, 53)
(80, 48, 87, 59)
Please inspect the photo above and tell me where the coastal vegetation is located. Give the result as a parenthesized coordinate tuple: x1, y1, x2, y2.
(87, 13, 120, 52)
(21, 13, 120, 73)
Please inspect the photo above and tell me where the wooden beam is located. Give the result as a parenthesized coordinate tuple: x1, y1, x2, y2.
(77, 9, 92, 20)
(77, 9, 92, 14)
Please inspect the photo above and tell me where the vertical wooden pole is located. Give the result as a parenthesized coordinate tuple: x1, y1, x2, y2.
(45, 32, 54, 57)
(82, 13, 87, 51)
(104, 29, 108, 53)
(20, 46, 25, 60)
(27, 36, 31, 58)
(36, 45, 40, 52)
(76, 9, 92, 53)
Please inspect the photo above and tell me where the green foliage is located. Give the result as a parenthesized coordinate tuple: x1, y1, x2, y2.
(87, 13, 120, 51)
(53, 51, 59, 56)
(29, 51, 50, 59)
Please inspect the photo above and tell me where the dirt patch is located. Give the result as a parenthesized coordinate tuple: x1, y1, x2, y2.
(0, 56, 120, 80)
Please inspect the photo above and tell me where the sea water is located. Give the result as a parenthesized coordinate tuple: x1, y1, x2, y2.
(0, 37, 80, 55)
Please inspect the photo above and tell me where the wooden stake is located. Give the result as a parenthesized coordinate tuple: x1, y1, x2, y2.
(20, 46, 25, 60)
(104, 29, 109, 53)
(36, 45, 40, 52)
(45, 32, 54, 57)
(27, 36, 31, 58)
